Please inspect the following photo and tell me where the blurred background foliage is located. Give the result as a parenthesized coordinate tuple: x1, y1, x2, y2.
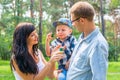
(0, 0, 120, 61)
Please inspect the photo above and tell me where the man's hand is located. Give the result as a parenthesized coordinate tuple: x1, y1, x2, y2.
(65, 61, 70, 70)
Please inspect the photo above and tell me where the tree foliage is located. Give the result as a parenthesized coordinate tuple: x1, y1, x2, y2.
(109, 0, 120, 10)
(0, 0, 120, 61)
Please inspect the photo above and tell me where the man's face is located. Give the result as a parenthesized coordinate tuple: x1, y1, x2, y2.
(71, 14, 84, 32)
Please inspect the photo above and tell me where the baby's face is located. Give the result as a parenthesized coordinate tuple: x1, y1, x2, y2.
(56, 24, 72, 41)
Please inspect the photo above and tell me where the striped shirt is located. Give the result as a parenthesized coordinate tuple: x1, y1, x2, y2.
(50, 35, 77, 69)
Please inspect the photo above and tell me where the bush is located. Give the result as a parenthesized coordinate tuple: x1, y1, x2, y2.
(108, 41, 120, 61)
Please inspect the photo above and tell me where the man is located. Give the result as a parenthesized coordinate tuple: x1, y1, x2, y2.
(67, 1, 109, 80)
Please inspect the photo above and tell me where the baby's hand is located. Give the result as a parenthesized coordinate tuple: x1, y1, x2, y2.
(57, 69, 62, 73)
(63, 45, 66, 50)
(52, 45, 61, 53)
(46, 32, 53, 42)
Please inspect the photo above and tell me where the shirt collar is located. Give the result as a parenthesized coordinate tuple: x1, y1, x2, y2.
(79, 27, 99, 43)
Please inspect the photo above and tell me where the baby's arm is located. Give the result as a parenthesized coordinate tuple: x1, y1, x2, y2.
(45, 32, 53, 56)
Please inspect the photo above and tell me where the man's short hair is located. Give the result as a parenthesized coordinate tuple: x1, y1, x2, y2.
(70, 1, 95, 21)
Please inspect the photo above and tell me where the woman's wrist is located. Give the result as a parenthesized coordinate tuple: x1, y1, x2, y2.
(48, 60, 55, 65)
(47, 61, 55, 70)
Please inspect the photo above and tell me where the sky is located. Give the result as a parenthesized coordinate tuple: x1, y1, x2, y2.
(0, 4, 2, 19)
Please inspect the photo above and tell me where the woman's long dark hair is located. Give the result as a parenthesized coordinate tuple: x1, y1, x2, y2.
(11, 22, 38, 74)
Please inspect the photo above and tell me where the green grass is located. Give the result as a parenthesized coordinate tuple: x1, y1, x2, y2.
(0, 60, 15, 80)
(107, 62, 120, 80)
(0, 60, 120, 80)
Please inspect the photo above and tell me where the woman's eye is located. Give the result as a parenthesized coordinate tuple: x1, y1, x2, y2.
(31, 35, 34, 37)
(31, 34, 35, 37)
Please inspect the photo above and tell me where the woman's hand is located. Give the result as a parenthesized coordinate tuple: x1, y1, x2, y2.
(49, 51, 64, 63)
(49, 45, 64, 63)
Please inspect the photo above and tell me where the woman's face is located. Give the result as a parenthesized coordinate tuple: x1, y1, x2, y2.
(27, 30, 38, 46)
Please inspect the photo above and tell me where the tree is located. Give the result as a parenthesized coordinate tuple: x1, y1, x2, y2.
(39, 0, 43, 50)
(30, 0, 34, 18)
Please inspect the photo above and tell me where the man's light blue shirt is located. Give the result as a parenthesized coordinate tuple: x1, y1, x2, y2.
(67, 27, 109, 80)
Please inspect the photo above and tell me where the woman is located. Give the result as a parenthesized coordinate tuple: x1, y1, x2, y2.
(10, 22, 63, 80)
